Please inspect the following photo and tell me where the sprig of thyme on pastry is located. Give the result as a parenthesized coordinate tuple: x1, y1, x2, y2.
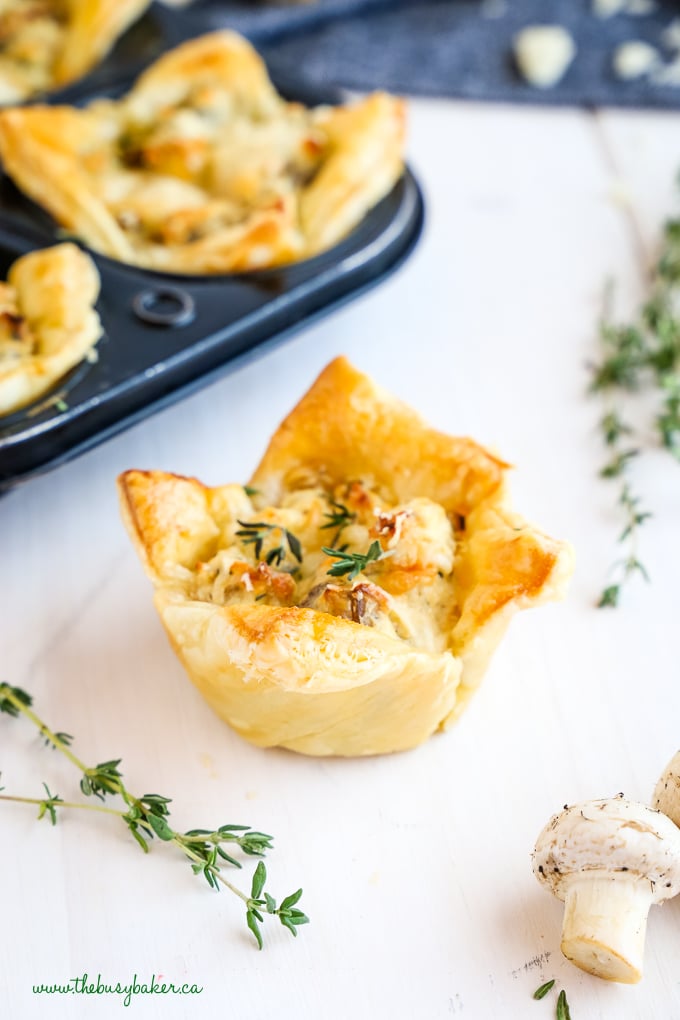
(591, 206, 680, 606)
(320, 499, 356, 546)
(0, 683, 308, 949)
(236, 519, 303, 567)
(322, 540, 386, 581)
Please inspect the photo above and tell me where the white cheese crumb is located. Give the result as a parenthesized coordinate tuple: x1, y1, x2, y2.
(613, 40, 660, 79)
(653, 55, 680, 86)
(608, 179, 633, 209)
(481, 0, 507, 18)
(593, 0, 656, 15)
(662, 19, 680, 52)
(514, 26, 577, 88)
(593, 0, 626, 17)
(625, 0, 656, 14)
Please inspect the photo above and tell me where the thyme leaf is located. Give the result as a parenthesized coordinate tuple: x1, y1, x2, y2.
(556, 989, 572, 1020)
(322, 540, 385, 581)
(532, 979, 555, 1000)
(321, 499, 356, 545)
(235, 520, 303, 568)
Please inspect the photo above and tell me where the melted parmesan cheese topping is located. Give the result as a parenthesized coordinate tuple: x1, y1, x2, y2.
(0, 1, 66, 103)
(188, 480, 460, 655)
(86, 91, 328, 251)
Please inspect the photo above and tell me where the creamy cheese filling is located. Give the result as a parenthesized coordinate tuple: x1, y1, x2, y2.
(90, 92, 330, 246)
(188, 481, 461, 654)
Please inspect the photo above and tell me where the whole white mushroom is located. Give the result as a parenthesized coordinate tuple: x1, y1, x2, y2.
(532, 795, 680, 983)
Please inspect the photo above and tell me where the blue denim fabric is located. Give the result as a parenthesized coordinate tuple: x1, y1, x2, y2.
(189, 0, 680, 107)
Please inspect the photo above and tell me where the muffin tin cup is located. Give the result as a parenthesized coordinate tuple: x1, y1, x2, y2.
(0, 6, 425, 491)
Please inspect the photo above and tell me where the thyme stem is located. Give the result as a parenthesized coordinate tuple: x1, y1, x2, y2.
(0, 793, 127, 817)
(0, 682, 308, 948)
(1, 685, 88, 772)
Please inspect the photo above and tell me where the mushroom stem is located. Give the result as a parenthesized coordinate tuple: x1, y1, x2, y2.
(561, 875, 652, 984)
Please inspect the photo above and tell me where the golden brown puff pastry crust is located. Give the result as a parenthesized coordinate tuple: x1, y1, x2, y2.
(118, 357, 573, 756)
(0, 31, 406, 273)
(0, 242, 101, 415)
(0, 0, 150, 104)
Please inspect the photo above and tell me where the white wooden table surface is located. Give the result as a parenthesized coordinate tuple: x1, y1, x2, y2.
(3, 98, 680, 1020)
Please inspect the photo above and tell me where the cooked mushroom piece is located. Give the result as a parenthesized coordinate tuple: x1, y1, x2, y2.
(532, 796, 680, 983)
(653, 751, 680, 827)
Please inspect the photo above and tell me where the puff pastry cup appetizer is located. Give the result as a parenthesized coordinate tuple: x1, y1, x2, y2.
(0, 242, 102, 415)
(0, 0, 150, 104)
(118, 357, 573, 757)
(0, 31, 406, 273)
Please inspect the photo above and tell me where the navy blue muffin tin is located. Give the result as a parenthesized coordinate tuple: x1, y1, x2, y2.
(0, 2, 424, 490)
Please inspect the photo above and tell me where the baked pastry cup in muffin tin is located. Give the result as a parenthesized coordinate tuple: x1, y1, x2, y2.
(0, 0, 159, 104)
(0, 25, 423, 490)
(0, 242, 102, 415)
(119, 357, 574, 757)
(0, 31, 406, 273)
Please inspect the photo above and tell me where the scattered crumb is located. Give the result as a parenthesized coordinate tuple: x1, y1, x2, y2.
(652, 56, 680, 85)
(662, 18, 680, 51)
(510, 951, 553, 979)
(245, 789, 259, 800)
(198, 752, 218, 778)
(481, 0, 507, 18)
(85, 348, 99, 364)
(514, 26, 577, 88)
(613, 40, 660, 79)
(593, 0, 626, 17)
(608, 179, 633, 208)
(26, 388, 69, 418)
(593, 0, 656, 15)
(368, 870, 381, 886)
(625, 0, 656, 13)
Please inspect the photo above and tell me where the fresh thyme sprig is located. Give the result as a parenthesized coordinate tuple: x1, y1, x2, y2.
(0, 683, 308, 949)
(590, 204, 680, 606)
(597, 479, 651, 608)
(322, 540, 385, 581)
(235, 520, 303, 568)
(595, 408, 651, 608)
(320, 499, 356, 546)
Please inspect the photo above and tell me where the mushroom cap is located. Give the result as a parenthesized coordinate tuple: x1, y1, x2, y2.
(653, 751, 680, 827)
(532, 796, 680, 903)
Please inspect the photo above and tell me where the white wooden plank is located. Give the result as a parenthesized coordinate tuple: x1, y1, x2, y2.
(2, 99, 679, 1019)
